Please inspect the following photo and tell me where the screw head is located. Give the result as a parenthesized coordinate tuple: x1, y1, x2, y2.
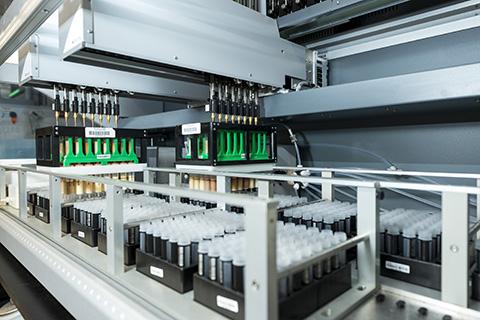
(450, 244, 459, 253)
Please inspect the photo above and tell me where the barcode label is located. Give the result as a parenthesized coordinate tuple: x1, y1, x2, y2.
(78, 231, 85, 238)
(150, 266, 164, 278)
(216, 295, 239, 313)
(181, 123, 201, 135)
(385, 261, 410, 274)
(96, 154, 111, 160)
(85, 127, 116, 138)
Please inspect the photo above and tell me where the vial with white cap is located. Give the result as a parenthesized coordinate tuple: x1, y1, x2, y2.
(334, 232, 347, 266)
(153, 229, 162, 257)
(145, 225, 154, 254)
(198, 241, 210, 278)
(402, 227, 416, 259)
(219, 251, 233, 288)
(232, 255, 245, 293)
(139, 223, 147, 252)
(208, 246, 220, 282)
(418, 230, 433, 262)
(178, 237, 191, 268)
(277, 255, 291, 299)
(323, 215, 334, 230)
(385, 225, 400, 256)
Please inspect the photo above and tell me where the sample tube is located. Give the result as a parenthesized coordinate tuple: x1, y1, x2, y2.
(198, 241, 210, 278)
(313, 213, 322, 230)
(278, 256, 291, 299)
(232, 255, 245, 293)
(385, 225, 400, 256)
(208, 246, 220, 282)
(168, 236, 179, 264)
(323, 215, 334, 230)
(153, 230, 162, 257)
(334, 232, 347, 266)
(321, 238, 332, 274)
(139, 224, 146, 252)
(418, 230, 433, 262)
(160, 232, 170, 260)
(220, 252, 233, 288)
(379, 222, 387, 253)
(292, 210, 302, 225)
(178, 237, 191, 268)
(191, 234, 201, 265)
(145, 226, 154, 254)
(402, 227, 416, 259)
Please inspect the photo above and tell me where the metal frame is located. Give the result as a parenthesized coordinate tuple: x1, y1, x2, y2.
(0, 164, 381, 320)
(1, 164, 479, 318)
(147, 165, 480, 310)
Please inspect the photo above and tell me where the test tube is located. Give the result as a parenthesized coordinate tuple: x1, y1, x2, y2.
(334, 232, 347, 266)
(153, 229, 162, 257)
(277, 255, 291, 299)
(402, 227, 416, 259)
(178, 237, 191, 268)
(323, 215, 334, 230)
(198, 241, 210, 278)
(292, 210, 302, 225)
(302, 212, 313, 228)
(191, 234, 201, 265)
(418, 230, 433, 262)
(219, 251, 233, 288)
(145, 226, 154, 254)
(313, 213, 322, 230)
(232, 255, 245, 293)
(385, 225, 400, 256)
(208, 246, 220, 282)
(160, 232, 170, 260)
(168, 236, 179, 264)
(321, 238, 332, 274)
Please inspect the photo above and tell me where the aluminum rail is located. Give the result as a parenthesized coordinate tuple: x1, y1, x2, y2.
(277, 233, 369, 278)
(146, 166, 480, 195)
(274, 166, 480, 180)
(0, 0, 61, 65)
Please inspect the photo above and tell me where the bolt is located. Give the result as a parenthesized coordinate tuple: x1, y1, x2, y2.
(396, 300, 405, 309)
(251, 280, 260, 290)
(450, 244, 459, 253)
(108, 226, 113, 232)
(442, 315, 452, 320)
(87, 29, 93, 34)
(173, 90, 178, 94)
(174, 56, 178, 60)
(418, 307, 428, 316)
(375, 293, 385, 303)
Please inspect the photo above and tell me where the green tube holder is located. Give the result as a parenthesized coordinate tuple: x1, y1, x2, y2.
(61, 137, 139, 166)
(250, 131, 269, 160)
(217, 129, 246, 162)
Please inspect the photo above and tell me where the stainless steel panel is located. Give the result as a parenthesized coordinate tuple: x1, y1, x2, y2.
(0, 0, 62, 65)
(59, 0, 306, 88)
(19, 11, 208, 102)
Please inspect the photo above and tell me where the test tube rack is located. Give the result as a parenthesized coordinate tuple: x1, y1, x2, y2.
(174, 122, 277, 166)
(35, 126, 147, 167)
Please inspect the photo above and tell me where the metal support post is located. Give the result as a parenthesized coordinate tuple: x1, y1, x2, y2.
(216, 176, 231, 210)
(244, 200, 277, 320)
(17, 170, 27, 219)
(357, 186, 379, 290)
(441, 192, 469, 307)
(168, 173, 181, 202)
(143, 170, 155, 196)
(106, 184, 124, 275)
(258, 0, 267, 15)
(321, 171, 335, 201)
(49, 176, 62, 238)
(0, 168, 6, 202)
(257, 180, 272, 198)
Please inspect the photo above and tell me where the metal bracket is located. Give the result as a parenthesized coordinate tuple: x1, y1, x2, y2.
(106, 185, 124, 275)
(17, 170, 27, 219)
(49, 176, 62, 238)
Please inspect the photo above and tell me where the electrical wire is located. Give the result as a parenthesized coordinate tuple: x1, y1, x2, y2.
(274, 123, 302, 167)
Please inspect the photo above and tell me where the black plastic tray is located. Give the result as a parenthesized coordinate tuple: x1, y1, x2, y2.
(380, 253, 441, 290)
(136, 250, 198, 293)
(193, 264, 352, 320)
(97, 232, 138, 266)
(71, 221, 99, 247)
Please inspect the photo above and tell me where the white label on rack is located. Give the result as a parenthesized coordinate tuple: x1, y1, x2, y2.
(216, 295, 239, 313)
(39, 211, 44, 218)
(78, 231, 85, 238)
(96, 154, 111, 160)
(150, 266, 164, 278)
(181, 123, 201, 135)
(85, 127, 116, 138)
(385, 261, 410, 274)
